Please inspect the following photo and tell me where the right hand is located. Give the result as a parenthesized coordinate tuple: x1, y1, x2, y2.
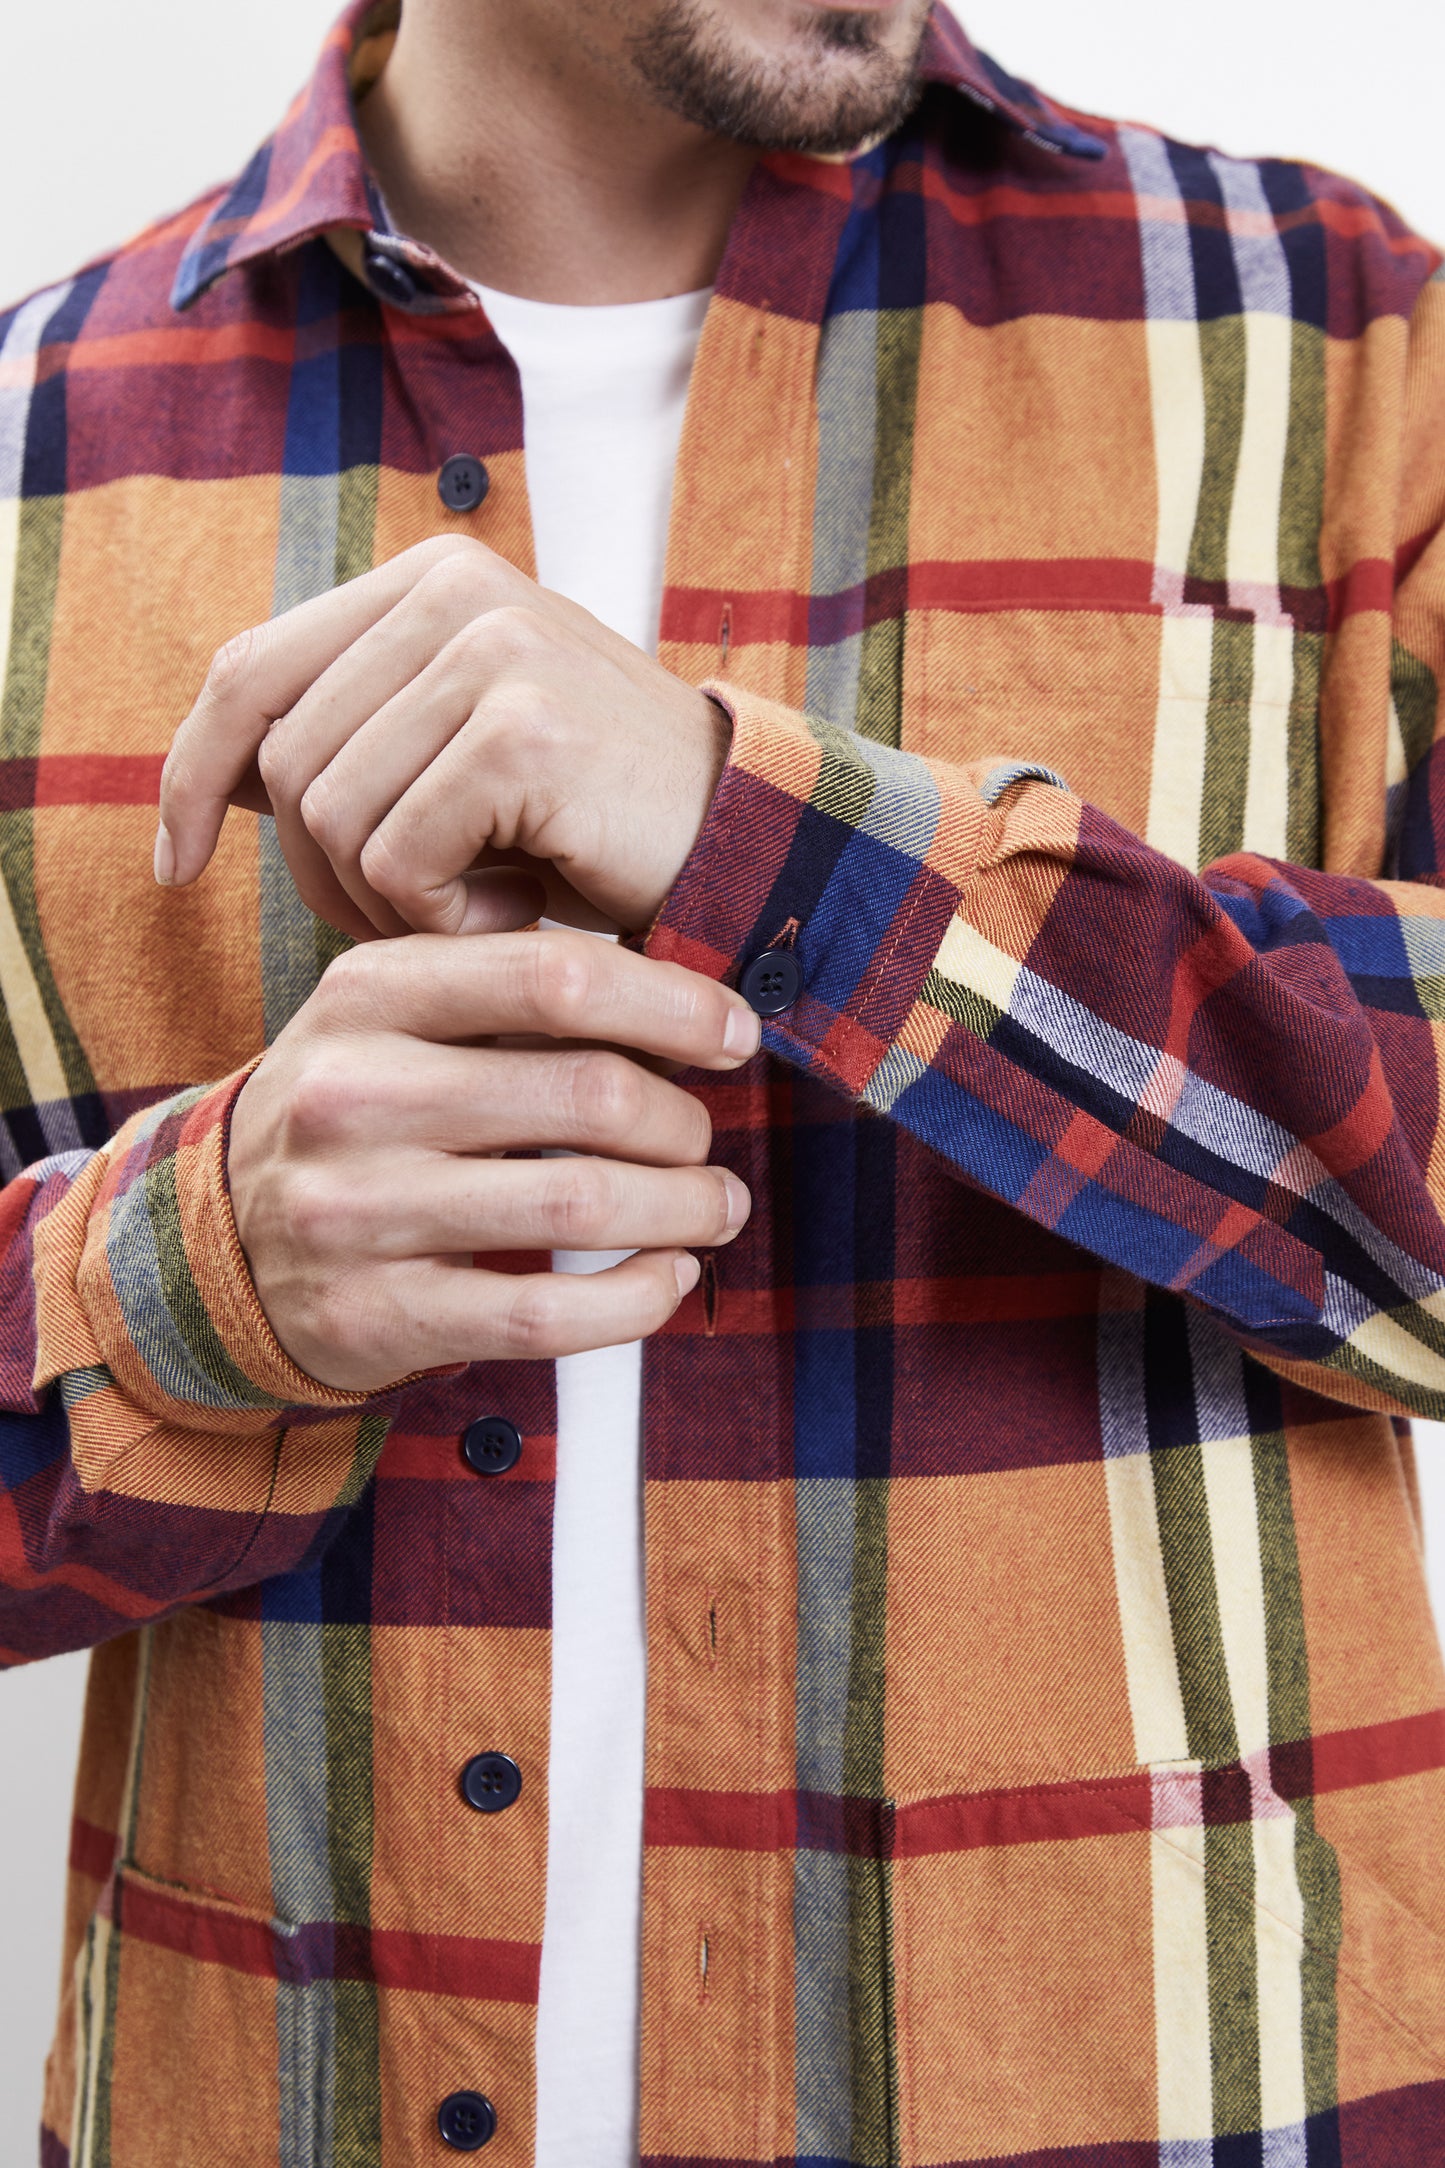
(228, 928, 759, 1391)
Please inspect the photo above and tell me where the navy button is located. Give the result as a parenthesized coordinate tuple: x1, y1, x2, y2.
(739, 948, 802, 1017)
(438, 454, 490, 514)
(365, 249, 418, 306)
(460, 1752, 523, 1814)
(461, 1416, 522, 1477)
(437, 2091, 496, 2151)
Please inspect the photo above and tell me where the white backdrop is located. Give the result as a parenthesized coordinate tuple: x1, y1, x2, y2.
(3, 1, 1445, 2156)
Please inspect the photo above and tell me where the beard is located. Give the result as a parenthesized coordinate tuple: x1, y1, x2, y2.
(624, 2, 933, 155)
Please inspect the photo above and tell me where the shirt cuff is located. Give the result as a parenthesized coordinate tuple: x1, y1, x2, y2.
(37, 1064, 383, 1431)
(646, 682, 999, 1092)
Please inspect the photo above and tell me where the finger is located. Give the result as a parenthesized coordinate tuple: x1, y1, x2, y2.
(351, 682, 546, 936)
(318, 1250, 701, 1386)
(371, 1155, 749, 1258)
(316, 930, 762, 1070)
(157, 536, 505, 885)
(306, 1039, 713, 1162)
(295, 611, 546, 916)
(439, 1249, 701, 1362)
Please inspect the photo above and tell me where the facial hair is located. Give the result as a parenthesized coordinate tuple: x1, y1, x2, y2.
(625, 1, 933, 155)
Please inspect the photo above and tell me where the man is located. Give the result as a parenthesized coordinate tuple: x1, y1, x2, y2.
(3, 0, 1444, 2159)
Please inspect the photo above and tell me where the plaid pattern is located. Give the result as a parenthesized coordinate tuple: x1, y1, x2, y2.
(2, 2, 1445, 2160)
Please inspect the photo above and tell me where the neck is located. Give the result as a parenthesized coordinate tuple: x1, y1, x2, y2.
(356, 0, 757, 303)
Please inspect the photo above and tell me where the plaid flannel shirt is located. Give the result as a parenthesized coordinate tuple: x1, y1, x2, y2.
(4, 2, 1445, 2161)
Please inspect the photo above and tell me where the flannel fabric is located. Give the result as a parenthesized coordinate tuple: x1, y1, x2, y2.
(3, 1, 1445, 2160)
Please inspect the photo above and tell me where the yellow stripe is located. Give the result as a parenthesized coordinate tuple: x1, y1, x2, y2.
(1148, 615, 1214, 871)
(1152, 1817, 1214, 2143)
(0, 834, 69, 1110)
(930, 911, 1021, 1012)
(1225, 314, 1292, 593)
(1103, 1452, 1191, 1763)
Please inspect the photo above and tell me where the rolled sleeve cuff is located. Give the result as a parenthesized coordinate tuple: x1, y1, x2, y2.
(43, 1064, 383, 1430)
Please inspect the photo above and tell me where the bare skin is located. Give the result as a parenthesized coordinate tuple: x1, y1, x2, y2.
(357, 0, 933, 302)
(159, 0, 934, 1384)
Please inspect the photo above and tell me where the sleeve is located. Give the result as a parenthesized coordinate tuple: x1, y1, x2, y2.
(645, 274, 1445, 1425)
(0, 1066, 398, 1666)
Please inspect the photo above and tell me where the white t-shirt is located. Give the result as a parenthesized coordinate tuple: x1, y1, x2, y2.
(472, 280, 710, 2167)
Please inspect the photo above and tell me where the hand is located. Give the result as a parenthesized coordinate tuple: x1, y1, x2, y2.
(228, 928, 758, 1391)
(156, 536, 731, 942)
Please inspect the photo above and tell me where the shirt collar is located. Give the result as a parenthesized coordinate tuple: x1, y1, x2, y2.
(171, 0, 1105, 315)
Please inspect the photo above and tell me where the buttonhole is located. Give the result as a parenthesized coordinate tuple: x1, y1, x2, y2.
(698, 1930, 711, 2000)
(707, 1598, 718, 1662)
(701, 1251, 719, 1337)
(718, 603, 732, 668)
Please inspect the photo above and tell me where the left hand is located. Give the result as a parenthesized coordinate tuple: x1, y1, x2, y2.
(156, 536, 732, 941)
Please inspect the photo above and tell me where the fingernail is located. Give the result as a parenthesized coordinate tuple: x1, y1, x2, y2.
(153, 823, 176, 886)
(674, 1252, 702, 1300)
(720, 1171, 751, 1236)
(723, 1003, 761, 1060)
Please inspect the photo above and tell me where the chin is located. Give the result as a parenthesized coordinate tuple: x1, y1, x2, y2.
(629, 0, 933, 156)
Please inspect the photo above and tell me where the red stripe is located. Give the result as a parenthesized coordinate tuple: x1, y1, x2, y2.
(660, 554, 1392, 655)
(646, 1708, 1445, 1859)
(113, 1876, 541, 2002)
(1310, 1706, 1445, 1795)
(377, 1428, 557, 1484)
(36, 755, 166, 806)
(68, 1817, 118, 1884)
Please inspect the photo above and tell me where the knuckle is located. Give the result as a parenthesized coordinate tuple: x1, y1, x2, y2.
(281, 1170, 356, 1260)
(545, 1160, 613, 1246)
(500, 1277, 565, 1359)
(312, 941, 379, 1021)
(298, 778, 347, 853)
(356, 828, 414, 912)
(483, 602, 548, 665)
(530, 937, 595, 1032)
(419, 548, 487, 622)
(256, 720, 297, 797)
(203, 623, 263, 702)
(283, 1048, 366, 1150)
(568, 1050, 642, 1141)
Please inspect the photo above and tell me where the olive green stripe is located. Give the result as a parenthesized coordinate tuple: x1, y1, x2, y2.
(1279, 322, 1326, 866)
(1295, 1801, 1343, 2122)
(325, 1622, 380, 2157)
(1286, 630, 1325, 869)
(0, 497, 99, 1104)
(811, 733, 879, 829)
(1251, 1407, 1340, 2122)
(856, 307, 923, 750)
(1197, 617, 1254, 865)
(142, 1146, 279, 1406)
(1392, 633, 1439, 780)
(1187, 318, 1247, 591)
(920, 964, 1002, 1040)
(334, 464, 379, 588)
(844, 1476, 891, 2159)
(1204, 1819, 1263, 2136)
(1315, 1336, 1445, 1421)
(1150, 1437, 1239, 1765)
(1188, 314, 1248, 866)
(845, 1850, 899, 2168)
